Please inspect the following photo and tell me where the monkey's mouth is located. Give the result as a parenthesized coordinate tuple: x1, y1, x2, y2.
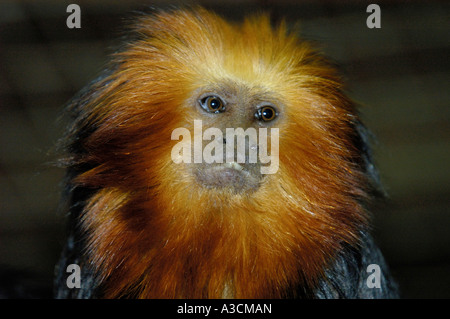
(193, 161, 261, 193)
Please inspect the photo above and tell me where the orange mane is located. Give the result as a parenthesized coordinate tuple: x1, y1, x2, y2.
(69, 8, 370, 298)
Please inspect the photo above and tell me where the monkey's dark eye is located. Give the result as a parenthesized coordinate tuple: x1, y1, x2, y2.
(199, 96, 225, 113)
(255, 106, 277, 122)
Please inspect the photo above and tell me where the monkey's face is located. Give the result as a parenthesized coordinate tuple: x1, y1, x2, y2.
(180, 82, 282, 194)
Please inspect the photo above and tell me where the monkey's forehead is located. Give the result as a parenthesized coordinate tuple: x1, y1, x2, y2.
(120, 8, 325, 93)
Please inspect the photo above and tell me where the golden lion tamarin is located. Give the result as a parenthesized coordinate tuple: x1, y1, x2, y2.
(54, 7, 398, 299)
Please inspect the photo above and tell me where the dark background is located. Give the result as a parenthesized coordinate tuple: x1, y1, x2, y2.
(0, 0, 448, 298)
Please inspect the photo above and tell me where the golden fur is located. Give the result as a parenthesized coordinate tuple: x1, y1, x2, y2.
(70, 8, 370, 298)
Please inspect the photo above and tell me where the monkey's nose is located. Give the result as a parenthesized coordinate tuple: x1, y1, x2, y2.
(222, 135, 259, 165)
